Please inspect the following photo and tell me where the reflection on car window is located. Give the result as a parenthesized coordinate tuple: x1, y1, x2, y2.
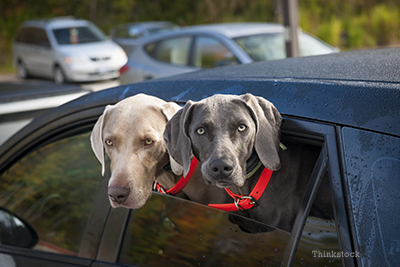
(234, 32, 335, 61)
(153, 36, 191, 66)
(53, 26, 106, 45)
(0, 132, 102, 257)
(294, 173, 342, 266)
(234, 33, 286, 61)
(299, 32, 336, 56)
(118, 194, 290, 267)
(194, 36, 238, 68)
(343, 127, 400, 266)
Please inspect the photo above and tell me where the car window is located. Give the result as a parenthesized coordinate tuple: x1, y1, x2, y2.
(0, 132, 102, 257)
(299, 32, 336, 56)
(342, 127, 400, 266)
(35, 28, 51, 48)
(118, 193, 290, 267)
(52, 26, 106, 45)
(152, 36, 191, 66)
(234, 33, 286, 61)
(194, 36, 238, 68)
(294, 174, 342, 266)
(15, 27, 37, 44)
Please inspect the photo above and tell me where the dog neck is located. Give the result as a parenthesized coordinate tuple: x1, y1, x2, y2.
(246, 152, 261, 175)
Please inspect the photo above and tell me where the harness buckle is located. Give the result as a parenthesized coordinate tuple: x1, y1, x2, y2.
(233, 196, 259, 210)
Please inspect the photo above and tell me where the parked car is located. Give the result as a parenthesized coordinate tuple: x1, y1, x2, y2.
(1, 47, 399, 267)
(12, 16, 127, 84)
(109, 21, 179, 54)
(119, 22, 338, 84)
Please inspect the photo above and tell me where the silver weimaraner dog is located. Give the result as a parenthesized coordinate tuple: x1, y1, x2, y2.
(164, 93, 329, 232)
(91, 93, 229, 209)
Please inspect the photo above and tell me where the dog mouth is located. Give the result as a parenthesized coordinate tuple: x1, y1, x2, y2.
(215, 181, 233, 188)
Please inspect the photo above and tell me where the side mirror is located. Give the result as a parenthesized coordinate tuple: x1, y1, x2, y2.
(0, 207, 38, 248)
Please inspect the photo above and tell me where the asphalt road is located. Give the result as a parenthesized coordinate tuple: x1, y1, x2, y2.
(0, 73, 120, 96)
(0, 74, 120, 145)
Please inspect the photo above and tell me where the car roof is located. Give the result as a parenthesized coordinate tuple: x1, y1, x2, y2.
(21, 17, 92, 29)
(111, 21, 177, 30)
(178, 22, 284, 38)
(1, 47, 399, 159)
(134, 22, 285, 43)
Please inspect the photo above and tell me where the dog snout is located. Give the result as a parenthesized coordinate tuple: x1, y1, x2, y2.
(210, 158, 234, 179)
(108, 186, 130, 204)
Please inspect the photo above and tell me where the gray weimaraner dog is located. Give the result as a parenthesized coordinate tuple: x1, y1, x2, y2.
(164, 93, 329, 232)
(91, 93, 229, 209)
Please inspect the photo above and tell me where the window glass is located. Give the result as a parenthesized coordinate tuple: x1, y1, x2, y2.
(0, 132, 102, 257)
(118, 194, 290, 267)
(294, 174, 342, 266)
(35, 29, 51, 47)
(342, 127, 400, 266)
(53, 26, 107, 45)
(194, 36, 238, 68)
(299, 32, 336, 56)
(154, 36, 191, 66)
(234, 32, 335, 62)
(16, 27, 38, 44)
(234, 33, 286, 61)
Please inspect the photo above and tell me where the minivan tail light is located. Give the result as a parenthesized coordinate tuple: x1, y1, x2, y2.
(119, 64, 130, 75)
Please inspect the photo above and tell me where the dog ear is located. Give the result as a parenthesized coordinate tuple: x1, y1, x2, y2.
(240, 93, 282, 171)
(161, 101, 182, 121)
(163, 100, 195, 177)
(90, 105, 115, 176)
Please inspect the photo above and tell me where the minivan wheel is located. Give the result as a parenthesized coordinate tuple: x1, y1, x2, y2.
(17, 61, 28, 79)
(53, 65, 65, 84)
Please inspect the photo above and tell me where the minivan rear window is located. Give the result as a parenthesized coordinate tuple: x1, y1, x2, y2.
(53, 26, 106, 45)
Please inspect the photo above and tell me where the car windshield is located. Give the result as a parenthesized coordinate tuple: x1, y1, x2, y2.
(52, 25, 107, 45)
(234, 32, 335, 62)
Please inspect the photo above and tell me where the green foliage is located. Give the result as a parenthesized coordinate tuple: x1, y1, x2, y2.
(316, 16, 342, 47)
(370, 4, 399, 46)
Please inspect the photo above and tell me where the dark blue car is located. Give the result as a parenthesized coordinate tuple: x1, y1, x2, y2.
(0, 47, 399, 267)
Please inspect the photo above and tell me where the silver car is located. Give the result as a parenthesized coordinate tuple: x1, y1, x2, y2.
(119, 22, 338, 85)
(12, 17, 127, 84)
(109, 21, 178, 55)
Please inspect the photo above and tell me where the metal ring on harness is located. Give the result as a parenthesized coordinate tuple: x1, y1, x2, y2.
(234, 196, 257, 210)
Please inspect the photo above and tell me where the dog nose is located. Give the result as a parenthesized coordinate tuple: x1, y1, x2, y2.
(210, 159, 233, 179)
(108, 186, 130, 204)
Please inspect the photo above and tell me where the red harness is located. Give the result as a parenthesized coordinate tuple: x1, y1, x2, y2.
(154, 158, 273, 211)
(154, 157, 199, 195)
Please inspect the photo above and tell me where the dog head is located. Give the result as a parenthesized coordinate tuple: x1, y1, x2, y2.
(164, 93, 281, 188)
(91, 94, 181, 209)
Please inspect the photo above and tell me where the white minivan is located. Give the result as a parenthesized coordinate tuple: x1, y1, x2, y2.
(12, 17, 127, 84)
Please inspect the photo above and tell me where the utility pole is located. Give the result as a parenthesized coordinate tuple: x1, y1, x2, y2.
(282, 0, 300, 58)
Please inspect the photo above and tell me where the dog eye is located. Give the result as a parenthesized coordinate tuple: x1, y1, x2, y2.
(196, 127, 205, 135)
(105, 139, 113, 146)
(145, 139, 154, 146)
(238, 125, 247, 132)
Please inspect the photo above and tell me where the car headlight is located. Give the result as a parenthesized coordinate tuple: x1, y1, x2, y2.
(64, 56, 87, 64)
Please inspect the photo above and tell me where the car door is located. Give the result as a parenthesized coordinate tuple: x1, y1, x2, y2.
(30, 28, 54, 78)
(0, 107, 110, 267)
(92, 117, 354, 267)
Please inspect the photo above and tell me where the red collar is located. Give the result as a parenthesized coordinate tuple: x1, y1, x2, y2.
(208, 167, 273, 211)
(154, 157, 199, 195)
(154, 158, 273, 212)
